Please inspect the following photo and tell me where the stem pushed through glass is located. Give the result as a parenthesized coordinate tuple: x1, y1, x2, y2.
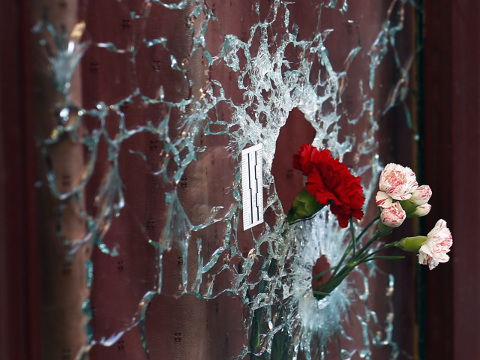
(312, 214, 403, 300)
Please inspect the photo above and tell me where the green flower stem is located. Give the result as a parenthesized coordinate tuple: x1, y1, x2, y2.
(311, 267, 336, 283)
(314, 265, 354, 299)
(355, 231, 384, 259)
(364, 242, 395, 258)
(350, 217, 356, 256)
(331, 241, 354, 279)
(313, 215, 392, 300)
(333, 214, 381, 279)
(330, 215, 372, 284)
(356, 213, 381, 243)
(317, 242, 399, 298)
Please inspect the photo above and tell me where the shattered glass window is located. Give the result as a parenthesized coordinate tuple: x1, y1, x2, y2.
(33, 0, 419, 359)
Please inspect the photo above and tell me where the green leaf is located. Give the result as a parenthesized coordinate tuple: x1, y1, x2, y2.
(363, 255, 405, 262)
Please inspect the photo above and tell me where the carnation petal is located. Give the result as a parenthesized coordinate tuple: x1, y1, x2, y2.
(376, 191, 393, 208)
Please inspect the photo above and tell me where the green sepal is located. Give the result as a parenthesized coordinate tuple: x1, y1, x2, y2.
(287, 187, 325, 224)
(395, 236, 427, 252)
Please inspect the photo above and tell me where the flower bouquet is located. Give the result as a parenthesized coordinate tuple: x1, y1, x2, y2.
(288, 144, 453, 300)
(248, 144, 452, 359)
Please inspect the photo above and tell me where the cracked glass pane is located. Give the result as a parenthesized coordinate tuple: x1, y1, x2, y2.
(33, 0, 418, 359)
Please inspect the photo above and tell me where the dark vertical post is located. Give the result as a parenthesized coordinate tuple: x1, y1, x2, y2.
(423, 0, 480, 358)
(0, 0, 40, 360)
(423, 0, 454, 357)
(450, 0, 480, 358)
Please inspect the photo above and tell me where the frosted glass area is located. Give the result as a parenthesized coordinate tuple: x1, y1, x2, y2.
(33, 0, 417, 359)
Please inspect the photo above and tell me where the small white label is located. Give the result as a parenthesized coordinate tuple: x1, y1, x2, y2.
(241, 144, 264, 230)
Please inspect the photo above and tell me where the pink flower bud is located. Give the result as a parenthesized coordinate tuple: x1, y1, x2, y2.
(380, 202, 406, 228)
(410, 185, 432, 206)
(411, 204, 431, 217)
(418, 219, 453, 270)
(378, 163, 418, 201)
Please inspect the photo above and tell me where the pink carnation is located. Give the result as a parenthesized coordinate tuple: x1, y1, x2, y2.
(380, 202, 406, 228)
(418, 219, 453, 270)
(377, 163, 418, 206)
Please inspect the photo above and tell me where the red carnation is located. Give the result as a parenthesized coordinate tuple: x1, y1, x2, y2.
(292, 144, 365, 228)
